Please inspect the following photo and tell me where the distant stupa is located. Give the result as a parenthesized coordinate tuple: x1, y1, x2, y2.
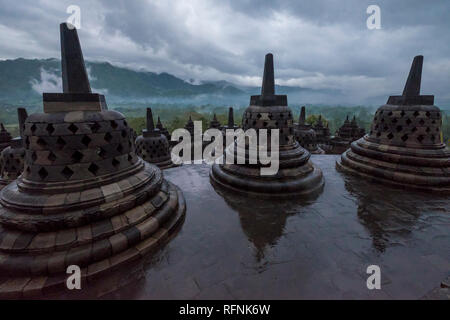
(222, 107, 240, 148)
(156, 116, 171, 141)
(0, 109, 27, 190)
(0, 123, 12, 152)
(208, 113, 222, 130)
(0, 23, 186, 298)
(294, 106, 324, 154)
(337, 55, 450, 192)
(210, 53, 324, 197)
(135, 108, 177, 169)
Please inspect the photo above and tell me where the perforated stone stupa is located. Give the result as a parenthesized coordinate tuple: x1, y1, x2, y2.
(0, 123, 12, 152)
(222, 107, 239, 148)
(0, 23, 185, 298)
(156, 116, 170, 141)
(337, 55, 450, 192)
(136, 108, 176, 169)
(294, 106, 324, 154)
(208, 113, 222, 130)
(210, 53, 324, 197)
(0, 109, 27, 190)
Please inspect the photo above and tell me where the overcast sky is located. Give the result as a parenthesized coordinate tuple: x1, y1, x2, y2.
(0, 0, 449, 105)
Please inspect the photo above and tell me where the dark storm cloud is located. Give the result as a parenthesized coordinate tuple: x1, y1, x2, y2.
(0, 0, 449, 105)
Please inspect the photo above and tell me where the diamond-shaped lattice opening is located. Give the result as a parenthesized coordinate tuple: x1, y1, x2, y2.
(413, 111, 420, 117)
(426, 111, 431, 117)
(81, 135, 92, 147)
(401, 134, 408, 142)
(110, 120, 118, 129)
(128, 154, 133, 162)
(387, 133, 394, 140)
(430, 135, 436, 142)
(417, 135, 424, 143)
(104, 132, 113, 142)
(31, 124, 37, 133)
(123, 120, 128, 127)
(112, 158, 120, 167)
(31, 152, 37, 162)
(396, 125, 403, 132)
(392, 118, 398, 124)
(121, 130, 127, 138)
(97, 147, 106, 158)
(61, 166, 74, 180)
(117, 144, 124, 153)
(90, 122, 101, 133)
(68, 123, 78, 134)
(425, 127, 430, 133)
(388, 111, 393, 116)
(88, 163, 99, 176)
(400, 110, 405, 117)
(406, 118, 412, 125)
(71, 151, 83, 162)
(411, 127, 418, 133)
(56, 137, 66, 149)
(36, 138, 47, 147)
(48, 152, 57, 162)
(46, 124, 55, 135)
(38, 167, 48, 180)
(25, 137, 30, 148)
(419, 119, 425, 126)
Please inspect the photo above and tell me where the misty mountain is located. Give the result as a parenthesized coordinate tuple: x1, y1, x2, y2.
(0, 58, 344, 106)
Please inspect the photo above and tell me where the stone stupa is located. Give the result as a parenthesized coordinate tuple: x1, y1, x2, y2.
(337, 55, 450, 192)
(222, 107, 239, 148)
(294, 106, 324, 154)
(0, 109, 27, 190)
(313, 115, 331, 144)
(210, 53, 324, 197)
(0, 23, 185, 298)
(156, 116, 170, 141)
(208, 113, 222, 130)
(135, 108, 176, 169)
(0, 123, 12, 152)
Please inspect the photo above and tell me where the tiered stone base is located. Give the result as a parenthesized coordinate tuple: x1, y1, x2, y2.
(310, 147, 325, 155)
(210, 143, 324, 197)
(153, 158, 180, 170)
(336, 137, 450, 193)
(0, 163, 185, 298)
(0, 179, 10, 191)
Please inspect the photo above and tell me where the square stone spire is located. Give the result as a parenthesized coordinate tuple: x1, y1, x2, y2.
(43, 23, 107, 113)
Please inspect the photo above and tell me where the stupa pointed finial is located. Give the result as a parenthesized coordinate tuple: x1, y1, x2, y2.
(60, 22, 91, 94)
(228, 107, 234, 127)
(213, 113, 217, 121)
(157, 116, 162, 127)
(261, 53, 275, 95)
(299, 106, 306, 125)
(146, 108, 155, 132)
(0, 123, 5, 132)
(402, 55, 423, 97)
(17, 108, 28, 138)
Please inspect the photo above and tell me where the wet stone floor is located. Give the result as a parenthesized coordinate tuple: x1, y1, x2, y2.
(105, 155, 449, 299)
